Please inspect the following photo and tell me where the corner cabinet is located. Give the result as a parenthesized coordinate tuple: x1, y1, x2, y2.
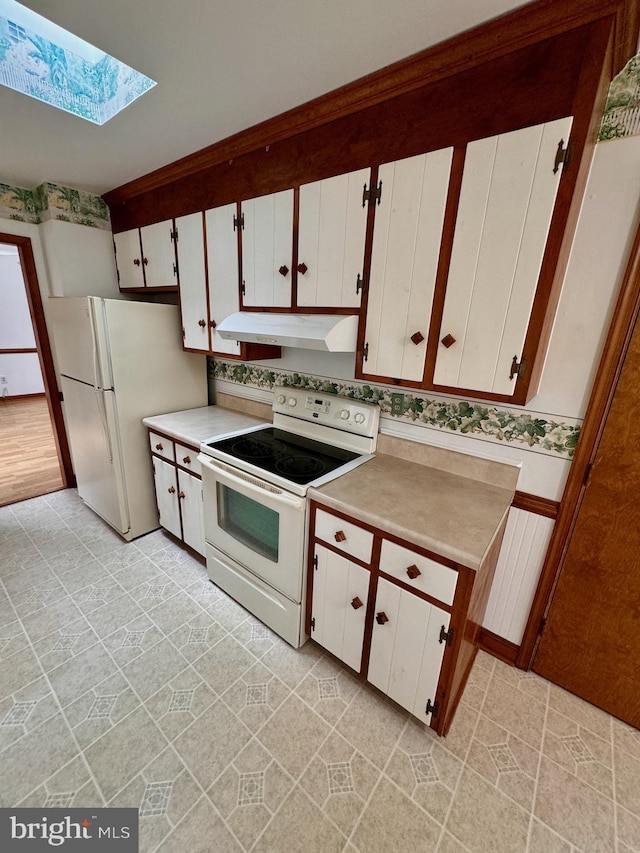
(306, 503, 505, 736)
(147, 429, 205, 556)
(114, 220, 178, 291)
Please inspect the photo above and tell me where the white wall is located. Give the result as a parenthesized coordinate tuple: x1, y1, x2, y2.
(39, 220, 120, 299)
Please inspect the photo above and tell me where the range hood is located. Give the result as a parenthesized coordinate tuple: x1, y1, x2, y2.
(216, 312, 359, 352)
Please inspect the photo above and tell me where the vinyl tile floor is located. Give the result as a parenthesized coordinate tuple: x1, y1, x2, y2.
(1, 490, 639, 853)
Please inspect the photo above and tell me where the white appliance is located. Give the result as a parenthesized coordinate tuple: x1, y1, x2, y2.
(198, 386, 380, 647)
(49, 296, 207, 540)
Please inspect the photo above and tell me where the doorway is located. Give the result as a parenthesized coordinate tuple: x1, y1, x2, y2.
(0, 232, 73, 506)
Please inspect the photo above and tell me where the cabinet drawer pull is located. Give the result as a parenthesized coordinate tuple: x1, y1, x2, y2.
(155, 443, 163, 451)
(168, 486, 175, 494)
(278, 264, 290, 277)
(198, 318, 206, 327)
(441, 333, 456, 349)
(209, 319, 217, 328)
(376, 611, 389, 625)
(142, 257, 149, 266)
(182, 455, 192, 464)
(297, 262, 308, 275)
(406, 564, 421, 580)
(410, 331, 425, 345)
(133, 258, 141, 267)
(178, 491, 185, 499)
(351, 596, 364, 610)
(334, 530, 347, 543)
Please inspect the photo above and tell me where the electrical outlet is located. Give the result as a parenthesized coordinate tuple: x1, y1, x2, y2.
(0, 376, 7, 384)
(390, 392, 404, 416)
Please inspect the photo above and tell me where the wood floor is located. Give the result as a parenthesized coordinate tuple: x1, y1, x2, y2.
(0, 395, 65, 507)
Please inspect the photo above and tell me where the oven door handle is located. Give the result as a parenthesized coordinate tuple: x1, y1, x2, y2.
(197, 454, 306, 510)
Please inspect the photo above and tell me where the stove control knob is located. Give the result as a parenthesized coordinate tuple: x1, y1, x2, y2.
(354, 412, 366, 424)
(288, 397, 297, 407)
(339, 409, 350, 421)
(276, 394, 286, 405)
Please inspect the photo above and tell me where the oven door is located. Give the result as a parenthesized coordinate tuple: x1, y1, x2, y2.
(198, 454, 307, 602)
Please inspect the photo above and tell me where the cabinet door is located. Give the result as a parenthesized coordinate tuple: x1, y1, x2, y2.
(176, 213, 209, 351)
(206, 203, 241, 356)
(140, 220, 178, 288)
(360, 148, 453, 383)
(368, 578, 450, 722)
(113, 229, 144, 289)
(178, 469, 205, 556)
(297, 169, 369, 308)
(433, 116, 573, 396)
(241, 190, 294, 307)
(311, 544, 369, 673)
(153, 457, 181, 539)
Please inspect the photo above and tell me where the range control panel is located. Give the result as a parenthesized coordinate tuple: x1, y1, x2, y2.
(272, 386, 380, 440)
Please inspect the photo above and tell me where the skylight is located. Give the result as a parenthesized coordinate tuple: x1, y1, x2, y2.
(0, 0, 156, 124)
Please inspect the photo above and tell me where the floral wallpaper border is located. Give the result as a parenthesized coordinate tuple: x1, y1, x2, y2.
(0, 181, 110, 229)
(209, 359, 581, 460)
(599, 53, 640, 141)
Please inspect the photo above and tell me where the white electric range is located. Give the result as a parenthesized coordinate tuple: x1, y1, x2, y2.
(198, 386, 380, 647)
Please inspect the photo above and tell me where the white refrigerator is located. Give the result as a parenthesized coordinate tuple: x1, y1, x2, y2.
(49, 296, 208, 540)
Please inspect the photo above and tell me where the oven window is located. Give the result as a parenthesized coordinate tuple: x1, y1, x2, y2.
(217, 483, 279, 562)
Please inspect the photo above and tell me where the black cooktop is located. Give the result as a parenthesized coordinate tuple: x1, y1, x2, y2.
(204, 427, 360, 485)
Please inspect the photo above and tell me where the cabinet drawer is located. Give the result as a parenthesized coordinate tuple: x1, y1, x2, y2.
(380, 539, 457, 606)
(149, 431, 175, 462)
(315, 509, 373, 564)
(175, 442, 201, 476)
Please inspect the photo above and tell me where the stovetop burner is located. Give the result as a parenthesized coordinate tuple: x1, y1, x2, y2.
(275, 454, 327, 480)
(231, 436, 287, 460)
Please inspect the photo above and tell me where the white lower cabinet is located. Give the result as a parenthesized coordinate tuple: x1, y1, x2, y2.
(177, 468, 205, 556)
(307, 501, 502, 736)
(149, 431, 205, 556)
(368, 577, 450, 722)
(152, 457, 182, 539)
(311, 544, 370, 673)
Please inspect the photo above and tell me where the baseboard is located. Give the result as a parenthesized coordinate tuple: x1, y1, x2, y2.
(477, 627, 520, 666)
(0, 392, 46, 401)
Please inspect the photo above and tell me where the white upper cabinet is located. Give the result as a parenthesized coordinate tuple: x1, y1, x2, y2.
(433, 116, 573, 396)
(141, 220, 179, 288)
(297, 169, 370, 308)
(176, 212, 208, 351)
(360, 147, 453, 383)
(206, 203, 241, 356)
(113, 229, 144, 289)
(114, 219, 177, 289)
(241, 190, 294, 308)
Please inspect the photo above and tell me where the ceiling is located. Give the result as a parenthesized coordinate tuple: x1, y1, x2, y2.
(2, 0, 531, 196)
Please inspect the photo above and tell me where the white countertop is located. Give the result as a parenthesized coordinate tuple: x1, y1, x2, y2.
(143, 405, 266, 447)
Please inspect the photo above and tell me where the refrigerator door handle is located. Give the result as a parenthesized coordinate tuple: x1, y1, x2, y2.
(88, 299, 101, 389)
(96, 389, 114, 462)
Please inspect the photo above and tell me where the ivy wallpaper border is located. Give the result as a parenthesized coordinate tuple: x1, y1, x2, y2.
(210, 359, 581, 459)
(0, 181, 110, 229)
